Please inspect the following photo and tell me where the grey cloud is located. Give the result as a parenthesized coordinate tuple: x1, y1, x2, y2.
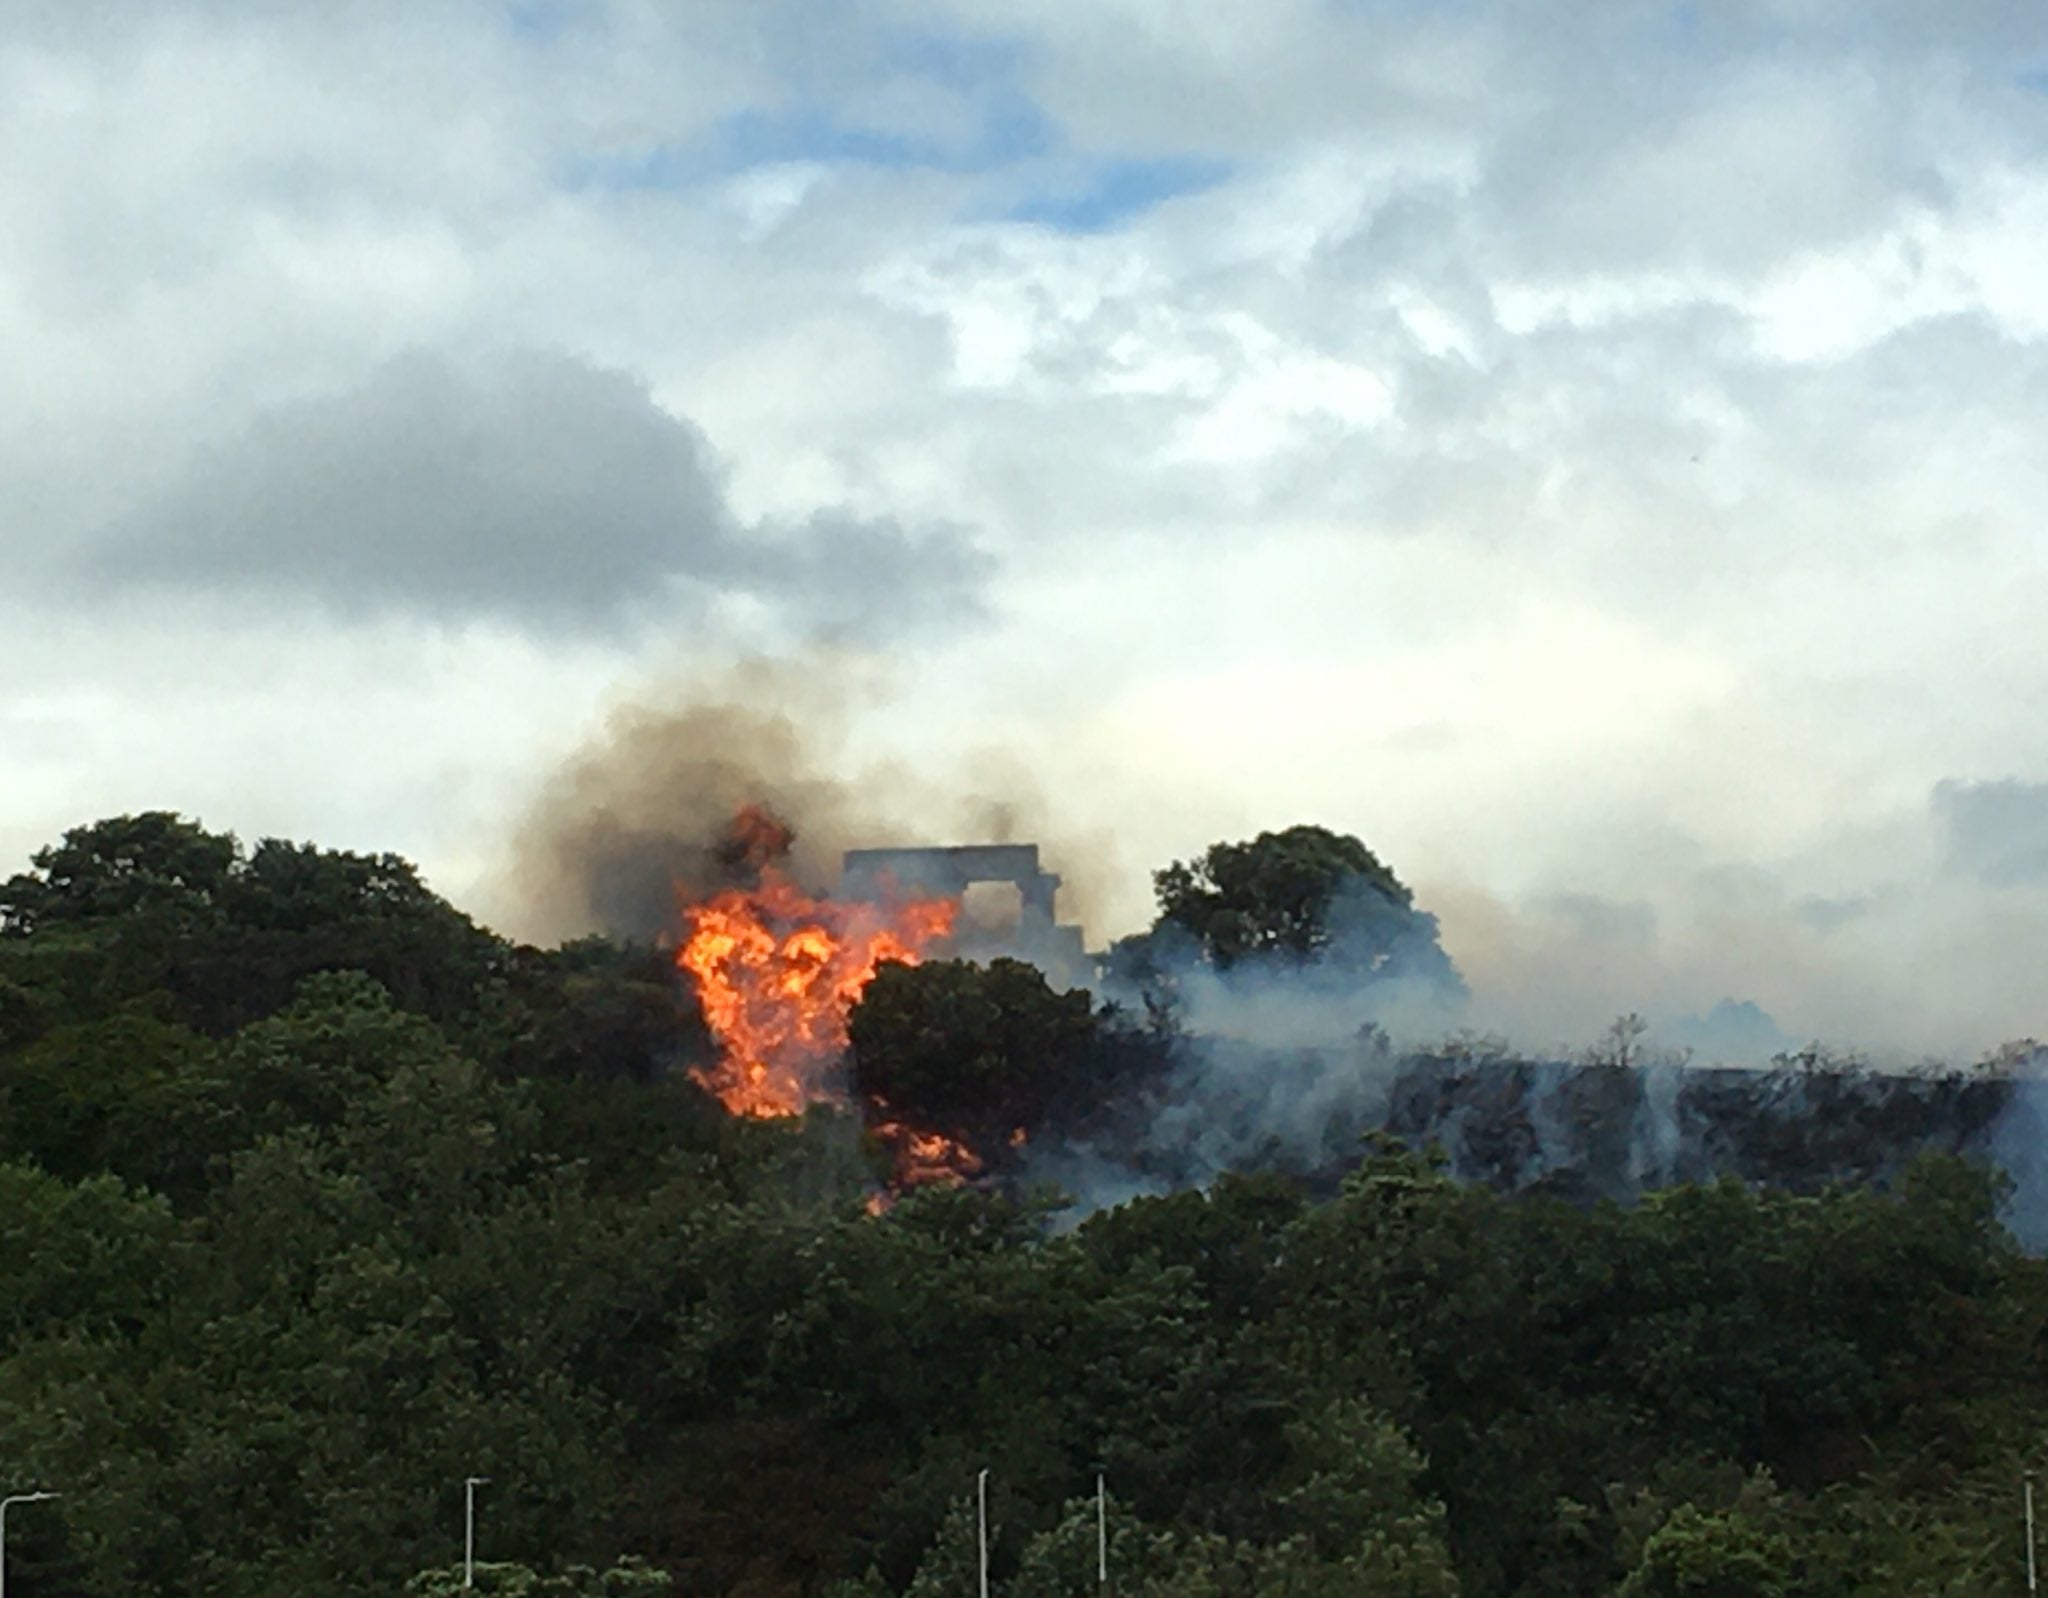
(82, 348, 995, 640)
(1934, 778, 2048, 886)
(746, 510, 998, 638)
(1485, 63, 1941, 278)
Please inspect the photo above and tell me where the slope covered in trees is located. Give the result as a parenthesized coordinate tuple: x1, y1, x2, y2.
(2, 814, 2047, 1597)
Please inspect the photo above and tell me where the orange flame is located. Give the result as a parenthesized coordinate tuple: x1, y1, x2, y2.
(870, 1119, 986, 1190)
(677, 867, 957, 1118)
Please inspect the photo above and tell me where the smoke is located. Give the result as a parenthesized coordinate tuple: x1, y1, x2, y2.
(1016, 863, 2048, 1239)
(503, 656, 911, 943)
(1417, 775, 2048, 1059)
(1028, 1009, 2048, 1244)
(497, 670, 2048, 1243)
(499, 659, 1116, 947)
(1022, 886, 1471, 1208)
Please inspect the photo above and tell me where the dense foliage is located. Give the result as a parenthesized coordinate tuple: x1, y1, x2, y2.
(1112, 825, 1468, 1016)
(2, 815, 2047, 1597)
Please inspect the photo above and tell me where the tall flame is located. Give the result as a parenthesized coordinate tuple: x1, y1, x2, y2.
(677, 866, 957, 1118)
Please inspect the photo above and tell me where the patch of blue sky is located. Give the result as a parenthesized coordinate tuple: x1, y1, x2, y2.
(1325, 0, 1478, 18)
(873, 24, 1028, 95)
(548, 12, 1224, 231)
(2019, 64, 2048, 94)
(570, 91, 1056, 193)
(728, 89, 1054, 172)
(554, 13, 1052, 192)
(503, 1, 575, 45)
(1006, 156, 1233, 232)
(569, 98, 1056, 192)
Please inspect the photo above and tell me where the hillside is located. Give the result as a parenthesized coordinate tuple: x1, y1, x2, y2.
(3, 815, 2046, 1598)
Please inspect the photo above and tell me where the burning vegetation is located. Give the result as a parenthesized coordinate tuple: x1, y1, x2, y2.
(673, 806, 976, 1189)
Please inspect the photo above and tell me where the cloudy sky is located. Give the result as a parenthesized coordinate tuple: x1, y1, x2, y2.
(6, 0, 2048, 1053)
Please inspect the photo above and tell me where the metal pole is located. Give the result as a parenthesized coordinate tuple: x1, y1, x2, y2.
(1, 1491, 59, 1598)
(974, 1466, 991, 1598)
(1096, 1472, 1107, 1587)
(465, 1476, 490, 1588)
(2028, 1471, 2038, 1596)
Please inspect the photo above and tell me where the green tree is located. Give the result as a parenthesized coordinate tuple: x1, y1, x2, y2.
(216, 971, 462, 1144)
(1153, 826, 1412, 970)
(904, 1494, 988, 1598)
(850, 958, 1098, 1137)
(1615, 1504, 1793, 1598)
(0, 813, 238, 934)
(1141, 827, 1465, 1009)
(0, 1162, 179, 1353)
(1274, 1399, 1457, 1592)
(0, 1010, 231, 1196)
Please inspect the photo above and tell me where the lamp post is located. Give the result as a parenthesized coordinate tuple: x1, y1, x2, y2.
(0, 1491, 59, 1598)
(2028, 1471, 2038, 1597)
(464, 1476, 490, 1589)
(1093, 1467, 1107, 1588)
(974, 1466, 991, 1598)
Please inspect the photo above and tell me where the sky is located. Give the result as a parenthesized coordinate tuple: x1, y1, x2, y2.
(5, 0, 2048, 1055)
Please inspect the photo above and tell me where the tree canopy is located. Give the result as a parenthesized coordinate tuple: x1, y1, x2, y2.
(1155, 823, 1410, 968)
(849, 958, 1100, 1136)
(0, 813, 2042, 1598)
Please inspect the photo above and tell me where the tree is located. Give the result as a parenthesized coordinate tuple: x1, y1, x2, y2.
(0, 1011, 231, 1197)
(1274, 1398, 1457, 1590)
(1007, 1490, 1195, 1598)
(902, 1494, 987, 1598)
(1143, 827, 1465, 1005)
(181, 838, 504, 1035)
(1155, 826, 1408, 970)
(216, 971, 459, 1144)
(1615, 1503, 1793, 1598)
(0, 814, 506, 1038)
(1585, 1014, 1650, 1072)
(0, 813, 238, 935)
(0, 1162, 179, 1353)
(850, 959, 1099, 1138)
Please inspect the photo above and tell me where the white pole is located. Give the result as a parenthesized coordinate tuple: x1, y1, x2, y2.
(465, 1476, 490, 1589)
(0, 1491, 59, 1598)
(974, 1466, 991, 1598)
(2028, 1472, 2038, 1596)
(1096, 1472, 1107, 1588)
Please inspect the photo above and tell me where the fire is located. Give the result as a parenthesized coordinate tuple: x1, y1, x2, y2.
(870, 1118, 985, 1190)
(677, 865, 957, 1119)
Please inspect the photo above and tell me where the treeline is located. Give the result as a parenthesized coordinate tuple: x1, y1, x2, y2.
(2, 815, 2047, 1596)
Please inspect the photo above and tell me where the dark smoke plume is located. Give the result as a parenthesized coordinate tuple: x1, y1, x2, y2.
(508, 681, 878, 942)
(502, 662, 1113, 945)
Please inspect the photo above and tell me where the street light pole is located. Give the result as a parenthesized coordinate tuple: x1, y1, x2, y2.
(2027, 1471, 2038, 1597)
(1096, 1471, 1107, 1588)
(0, 1491, 59, 1598)
(465, 1476, 490, 1589)
(974, 1466, 991, 1598)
